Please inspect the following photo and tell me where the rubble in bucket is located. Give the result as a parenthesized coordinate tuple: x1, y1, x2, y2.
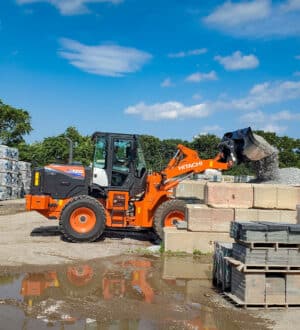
(0, 145, 31, 200)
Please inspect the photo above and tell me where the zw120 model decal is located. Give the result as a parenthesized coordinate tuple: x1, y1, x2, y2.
(45, 165, 85, 178)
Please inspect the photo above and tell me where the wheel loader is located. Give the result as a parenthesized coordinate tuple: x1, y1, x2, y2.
(25, 127, 274, 242)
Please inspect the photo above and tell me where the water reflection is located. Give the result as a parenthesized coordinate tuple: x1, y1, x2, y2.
(0, 256, 219, 330)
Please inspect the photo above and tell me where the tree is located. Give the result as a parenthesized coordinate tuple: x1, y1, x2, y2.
(19, 127, 93, 167)
(254, 130, 300, 169)
(0, 99, 32, 146)
(139, 135, 163, 171)
(190, 134, 221, 159)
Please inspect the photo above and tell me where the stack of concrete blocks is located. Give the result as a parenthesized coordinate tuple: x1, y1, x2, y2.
(18, 161, 32, 196)
(0, 145, 31, 200)
(164, 180, 300, 253)
(223, 221, 300, 307)
(0, 145, 19, 200)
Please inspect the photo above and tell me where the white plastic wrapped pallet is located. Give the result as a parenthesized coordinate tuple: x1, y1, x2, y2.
(0, 145, 31, 200)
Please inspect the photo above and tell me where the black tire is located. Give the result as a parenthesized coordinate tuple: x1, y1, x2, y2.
(59, 195, 106, 243)
(153, 199, 186, 240)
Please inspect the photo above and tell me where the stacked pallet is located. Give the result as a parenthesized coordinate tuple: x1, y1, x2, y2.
(0, 145, 19, 200)
(213, 242, 232, 291)
(0, 145, 31, 200)
(218, 221, 300, 308)
(18, 161, 32, 196)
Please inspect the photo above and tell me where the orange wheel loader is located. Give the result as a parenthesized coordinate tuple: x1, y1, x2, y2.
(25, 127, 272, 242)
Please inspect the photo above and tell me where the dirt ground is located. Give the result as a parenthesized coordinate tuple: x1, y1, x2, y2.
(0, 199, 152, 267)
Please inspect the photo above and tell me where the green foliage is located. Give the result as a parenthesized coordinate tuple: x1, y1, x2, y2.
(0, 99, 32, 146)
(19, 127, 93, 167)
(190, 134, 221, 159)
(139, 135, 162, 171)
(253, 130, 300, 169)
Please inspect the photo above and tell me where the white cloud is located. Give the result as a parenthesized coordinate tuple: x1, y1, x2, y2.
(240, 109, 300, 133)
(16, 0, 122, 15)
(270, 110, 300, 121)
(261, 124, 288, 134)
(161, 78, 174, 88)
(168, 48, 207, 58)
(215, 51, 259, 71)
(58, 38, 152, 77)
(124, 101, 212, 120)
(186, 71, 217, 83)
(280, 0, 300, 12)
(230, 81, 300, 110)
(192, 93, 202, 100)
(199, 125, 224, 135)
(203, 0, 300, 38)
(204, 0, 270, 27)
(124, 79, 300, 126)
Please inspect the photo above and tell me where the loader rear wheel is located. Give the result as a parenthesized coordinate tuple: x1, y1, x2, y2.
(153, 199, 186, 240)
(59, 195, 106, 243)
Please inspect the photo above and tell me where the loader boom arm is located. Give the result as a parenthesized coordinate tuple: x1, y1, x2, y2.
(159, 144, 232, 191)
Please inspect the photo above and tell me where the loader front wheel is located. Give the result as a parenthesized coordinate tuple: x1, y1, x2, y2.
(59, 195, 106, 243)
(153, 199, 186, 240)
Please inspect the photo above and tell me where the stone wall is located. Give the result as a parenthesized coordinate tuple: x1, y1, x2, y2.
(165, 180, 300, 253)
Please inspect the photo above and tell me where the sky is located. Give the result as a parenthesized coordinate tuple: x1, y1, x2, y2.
(1, 0, 300, 143)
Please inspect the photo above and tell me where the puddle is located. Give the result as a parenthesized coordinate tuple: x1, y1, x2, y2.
(0, 255, 268, 330)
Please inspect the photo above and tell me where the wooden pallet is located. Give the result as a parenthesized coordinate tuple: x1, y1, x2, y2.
(236, 240, 300, 250)
(224, 292, 300, 309)
(225, 257, 300, 273)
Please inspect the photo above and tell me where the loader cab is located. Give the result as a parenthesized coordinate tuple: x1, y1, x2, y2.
(92, 132, 147, 198)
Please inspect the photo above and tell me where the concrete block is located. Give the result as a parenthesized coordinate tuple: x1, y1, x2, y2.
(234, 208, 297, 224)
(280, 210, 297, 223)
(234, 208, 258, 222)
(175, 180, 206, 202)
(231, 269, 265, 304)
(253, 184, 277, 209)
(163, 255, 212, 280)
(205, 182, 253, 209)
(163, 227, 232, 254)
(186, 204, 234, 232)
(277, 186, 299, 210)
(258, 209, 281, 222)
(286, 274, 300, 304)
(265, 276, 286, 305)
(253, 184, 299, 210)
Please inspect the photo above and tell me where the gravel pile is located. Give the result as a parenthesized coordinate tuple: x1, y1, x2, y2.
(251, 142, 300, 186)
(265, 167, 300, 185)
(252, 152, 280, 181)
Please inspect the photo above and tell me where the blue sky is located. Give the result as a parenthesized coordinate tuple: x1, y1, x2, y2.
(1, 0, 300, 142)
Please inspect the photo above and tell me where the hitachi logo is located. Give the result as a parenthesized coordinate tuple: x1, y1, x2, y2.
(178, 161, 203, 171)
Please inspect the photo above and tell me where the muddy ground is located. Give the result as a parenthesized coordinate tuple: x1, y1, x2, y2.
(0, 199, 298, 330)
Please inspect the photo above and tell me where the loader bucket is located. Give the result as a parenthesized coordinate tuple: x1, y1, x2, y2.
(219, 127, 276, 164)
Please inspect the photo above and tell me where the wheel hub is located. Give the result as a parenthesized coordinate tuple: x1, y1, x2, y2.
(79, 215, 87, 223)
(70, 207, 97, 234)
